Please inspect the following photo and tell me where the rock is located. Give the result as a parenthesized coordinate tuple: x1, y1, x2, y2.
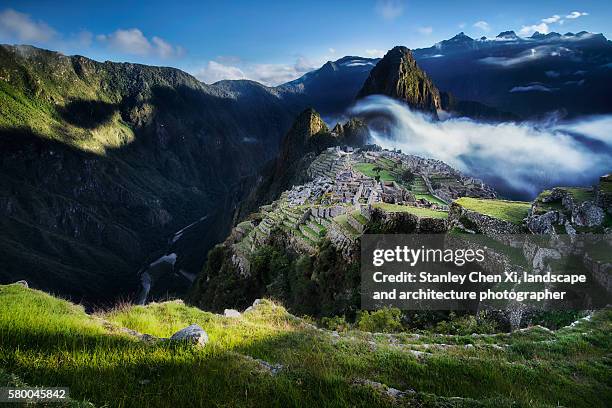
(571, 201, 605, 227)
(527, 211, 561, 234)
(255, 359, 283, 375)
(169, 324, 209, 347)
(224, 309, 241, 318)
(352, 379, 415, 400)
(531, 247, 562, 273)
(14, 280, 28, 288)
(565, 221, 576, 236)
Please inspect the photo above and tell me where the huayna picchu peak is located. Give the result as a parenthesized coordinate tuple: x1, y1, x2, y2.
(358, 46, 442, 115)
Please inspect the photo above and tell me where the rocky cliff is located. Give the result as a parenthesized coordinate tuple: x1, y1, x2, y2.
(358, 46, 442, 115)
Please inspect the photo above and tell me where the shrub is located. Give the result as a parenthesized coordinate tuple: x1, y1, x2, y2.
(434, 311, 499, 335)
(356, 307, 403, 333)
(321, 315, 350, 332)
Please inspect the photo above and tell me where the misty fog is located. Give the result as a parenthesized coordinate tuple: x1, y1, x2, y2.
(350, 95, 612, 199)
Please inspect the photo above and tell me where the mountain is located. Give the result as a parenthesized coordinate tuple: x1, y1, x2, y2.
(0, 44, 301, 303)
(413, 30, 612, 117)
(355, 46, 514, 120)
(189, 139, 612, 316)
(282, 31, 612, 119)
(279, 56, 378, 117)
(357, 46, 442, 115)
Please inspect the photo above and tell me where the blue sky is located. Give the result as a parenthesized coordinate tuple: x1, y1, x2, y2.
(1, 0, 610, 85)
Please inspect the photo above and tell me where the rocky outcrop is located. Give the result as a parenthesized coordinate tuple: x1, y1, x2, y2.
(358, 46, 442, 115)
(572, 201, 605, 227)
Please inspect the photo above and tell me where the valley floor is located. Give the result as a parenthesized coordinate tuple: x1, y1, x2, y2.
(1, 283, 610, 407)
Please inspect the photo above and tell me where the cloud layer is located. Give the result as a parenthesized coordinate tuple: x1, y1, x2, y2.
(350, 96, 612, 198)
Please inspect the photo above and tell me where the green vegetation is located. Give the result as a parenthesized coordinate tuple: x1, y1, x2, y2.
(356, 308, 403, 333)
(454, 197, 531, 224)
(2, 284, 611, 407)
(414, 193, 447, 206)
(333, 214, 362, 236)
(373, 203, 448, 219)
(190, 241, 360, 317)
(562, 187, 595, 203)
(354, 163, 396, 182)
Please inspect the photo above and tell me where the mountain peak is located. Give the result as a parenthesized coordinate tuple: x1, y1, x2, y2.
(357, 45, 441, 115)
(496, 31, 518, 40)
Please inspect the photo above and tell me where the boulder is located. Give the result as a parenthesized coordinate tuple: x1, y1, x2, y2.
(527, 211, 563, 234)
(169, 324, 209, 347)
(572, 201, 605, 227)
(224, 309, 241, 318)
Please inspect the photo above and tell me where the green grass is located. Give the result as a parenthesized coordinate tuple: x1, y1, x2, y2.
(414, 193, 447, 206)
(373, 203, 449, 219)
(1, 284, 611, 407)
(350, 211, 368, 225)
(333, 214, 361, 237)
(353, 163, 396, 182)
(454, 198, 531, 224)
(562, 187, 595, 203)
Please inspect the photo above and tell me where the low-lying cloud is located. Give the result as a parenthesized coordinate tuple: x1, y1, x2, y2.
(510, 84, 557, 92)
(194, 56, 317, 86)
(350, 96, 612, 199)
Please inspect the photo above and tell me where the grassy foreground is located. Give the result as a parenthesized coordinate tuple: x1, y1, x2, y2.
(1, 283, 611, 407)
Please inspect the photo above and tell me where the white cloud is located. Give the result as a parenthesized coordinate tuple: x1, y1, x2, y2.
(0, 8, 56, 43)
(479, 45, 569, 67)
(350, 95, 612, 197)
(328, 48, 336, 54)
(365, 49, 386, 58)
(542, 15, 562, 24)
(518, 22, 549, 36)
(375, 0, 404, 20)
(566, 11, 588, 19)
(417, 26, 433, 35)
(517, 11, 589, 37)
(97, 28, 183, 59)
(473, 21, 491, 32)
(545, 70, 560, 78)
(458, 22, 466, 29)
(194, 61, 246, 83)
(510, 84, 557, 92)
(194, 56, 317, 86)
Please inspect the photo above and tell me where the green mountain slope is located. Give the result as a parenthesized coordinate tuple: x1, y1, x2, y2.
(0, 44, 299, 302)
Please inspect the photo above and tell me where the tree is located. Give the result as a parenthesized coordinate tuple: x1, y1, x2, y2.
(400, 169, 415, 184)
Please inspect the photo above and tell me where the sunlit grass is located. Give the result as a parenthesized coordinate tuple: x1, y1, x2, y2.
(454, 197, 531, 224)
(1, 284, 610, 407)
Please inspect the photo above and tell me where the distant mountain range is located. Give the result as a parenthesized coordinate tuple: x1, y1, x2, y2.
(278, 30, 612, 119)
